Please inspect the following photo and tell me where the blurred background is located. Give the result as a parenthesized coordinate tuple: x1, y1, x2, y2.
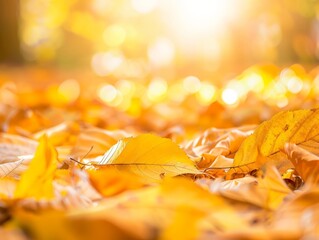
(1, 0, 319, 75)
(1, 0, 319, 132)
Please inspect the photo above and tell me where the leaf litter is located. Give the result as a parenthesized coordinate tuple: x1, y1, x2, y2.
(1, 83, 319, 239)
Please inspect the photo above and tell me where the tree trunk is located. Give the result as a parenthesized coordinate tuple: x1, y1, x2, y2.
(0, 0, 23, 64)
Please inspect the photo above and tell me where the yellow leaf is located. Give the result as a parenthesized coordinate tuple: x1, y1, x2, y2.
(227, 108, 319, 178)
(14, 135, 58, 200)
(92, 134, 200, 181)
(257, 165, 292, 210)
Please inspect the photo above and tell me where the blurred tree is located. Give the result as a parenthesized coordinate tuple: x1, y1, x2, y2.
(0, 0, 22, 64)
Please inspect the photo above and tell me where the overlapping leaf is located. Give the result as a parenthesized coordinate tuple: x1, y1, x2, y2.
(15, 135, 58, 200)
(0, 133, 37, 178)
(227, 108, 319, 178)
(90, 134, 201, 181)
(284, 143, 319, 184)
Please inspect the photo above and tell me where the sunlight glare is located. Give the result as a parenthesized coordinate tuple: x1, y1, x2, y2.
(131, 0, 158, 14)
(168, 0, 237, 39)
(196, 82, 216, 105)
(98, 84, 118, 103)
(58, 79, 80, 103)
(147, 78, 168, 102)
(222, 88, 239, 105)
(148, 38, 175, 67)
(183, 76, 201, 93)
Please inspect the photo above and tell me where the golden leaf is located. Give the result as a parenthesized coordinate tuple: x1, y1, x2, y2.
(14, 135, 58, 200)
(227, 108, 319, 178)
(91, 134, 200, 181)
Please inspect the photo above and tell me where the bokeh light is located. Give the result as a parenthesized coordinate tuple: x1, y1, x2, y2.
(183, 76, 201, 94)
(58, 79, 80, 103)
(222, 88, 239, 105)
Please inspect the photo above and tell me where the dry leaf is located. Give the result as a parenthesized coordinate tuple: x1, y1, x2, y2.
(199, 129, 254, 169)
(71, 127, 132, 159)
(91, 134, 201, 181)
(272, 188, 319, 238)
(227, 108, 319, 178)
(208, 165, 291, 209)
(88, 168, 146, 197)
(14, 135, 58, 200)
(14, 210, 142, 240)
(283, 143, 319, 184)
(33, 121, 80, 147)
(183, 126, 255, 161)
(0, 133, 37, 178)
(72, 178, 247, 240)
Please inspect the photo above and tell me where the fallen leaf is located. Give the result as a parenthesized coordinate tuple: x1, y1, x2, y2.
(14, 135, 58, 200)
(272, 188, 319, 238)
(199, 129, 254, 169)
(208, 165, 291, 209)
(183, 126, 255, 162)
(88, 167, 146, 197)
(0, 133, 37, 178)
(227, 108, 319, 178)
(283, 143, 319, 184)
(91, 134, 201, 181)
(71, 127, 132, 159)
(14, 210, 142, 240)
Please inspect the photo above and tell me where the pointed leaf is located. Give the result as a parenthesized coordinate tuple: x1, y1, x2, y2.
(92, 134, 200, 181)
(227, 108, 319, 178)
(15, 135, 58, 200)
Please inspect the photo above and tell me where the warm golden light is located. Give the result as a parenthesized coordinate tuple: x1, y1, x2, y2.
(222, 88, 239, 105)
(147, 78, 168, 102)
(147, 38, 175, 67)
(91, 51, 124, 76)
(98, 84, 118, 103)
(242, 73, 264, 93)
(131, 0, 158, 14)
(183, 76, 201, 94)
(196, 82, 216, 105)
(58, 79, 80, 103)
(166, 0, 238, 43)
(103, 25, 127, 48)
(286, 77, 303, 94)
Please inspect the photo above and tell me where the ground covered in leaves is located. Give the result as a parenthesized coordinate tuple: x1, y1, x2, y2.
(1, 67, 319, 239)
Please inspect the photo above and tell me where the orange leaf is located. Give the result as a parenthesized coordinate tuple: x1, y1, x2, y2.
(88, 168, 146, 197)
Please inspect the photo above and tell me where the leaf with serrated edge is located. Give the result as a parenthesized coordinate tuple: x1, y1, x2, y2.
(91, 134, 201, 181)
(227, 108, 319, 179)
